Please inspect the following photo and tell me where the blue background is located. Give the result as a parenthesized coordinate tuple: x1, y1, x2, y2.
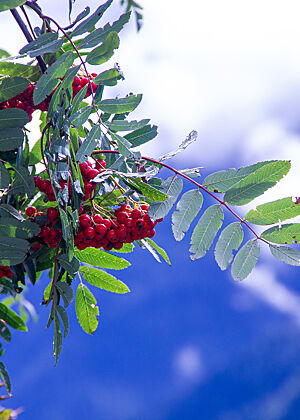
(4, 179, 300, 420)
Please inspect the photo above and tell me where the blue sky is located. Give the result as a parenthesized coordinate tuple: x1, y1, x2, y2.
(1, 1, 300, 419)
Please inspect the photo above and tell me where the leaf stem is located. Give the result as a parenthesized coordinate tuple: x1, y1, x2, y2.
(39, 14, 101, 120)
(92, 149, 271, 246)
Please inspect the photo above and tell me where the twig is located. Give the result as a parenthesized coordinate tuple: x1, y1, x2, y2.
(10, 8, 47, 73)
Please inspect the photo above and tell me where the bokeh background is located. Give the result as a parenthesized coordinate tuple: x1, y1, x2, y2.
(2, 0, 300, 419)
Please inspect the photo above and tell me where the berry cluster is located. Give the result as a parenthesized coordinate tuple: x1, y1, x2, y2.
(75, 204, 163, 251)
(0, 74, 98, 122)
(0, 266, 14, 279)
(34, 158, 106, 202)
(26, 202, 162, 253)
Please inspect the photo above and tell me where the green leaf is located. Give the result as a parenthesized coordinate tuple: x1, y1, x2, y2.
(0, 128, 24, 151)
(0, 302, 27, 331)
(244, 197, 300, 225)
(58, 208, 70, 243)
(0, 236, 29, 265)
(76, 125, 101, 163)
(75, 284, 99, 334)
(112, 132, 140, 159)
(28, 138, 42, 165)
(261, 223, 300, 244)
(93, 67, 123, 86)
(86, 31, 119, 65)
(53, 312, 62, 365)
(75, 248, 130, 270)
(80, 266, 130, 293)
(47, 65, 80, 119)
(33, 51, 74, 105)
(0, 217, 40, 239)
(19, 32, 63, 57)
(0, 108, 28, 129)
(58, 254, 80, 277)
(79, 11, 131, 48)
(0, 321, 10, 343)
(0, 49, 9, 58)
(214, 222, 244, 270)
(148, 176, 183, 221)
(98, 94, 142, 114)
(0, 163, 9, 189)
(111, 243, 134, 253)
(56, 281, 74, 308)
(172, 189, 203, 241)
(269, 245, 300, 266)
(231, 239, 260, 281)
(203, 161, 278, 193)
(224, 160, 291, 206)
(0, 362, 10, 395)
(71, 0, 113, 37)
(0, 0, 26, 11)
(107, 118, 150, 132)
(11, 166, 35, 197)
(190, 204, 224, 261)
(0, 77, 29, 103)
(125, 124, 158, 147)
(0, 62, 41, 81)
(71, 85, 88, 114)
(69, 105, 91, 128)
(131, 178, 169, 201)
(0, 204, 23, 220)
(145, 238, 171, 265)
(56, 305, 69, 338)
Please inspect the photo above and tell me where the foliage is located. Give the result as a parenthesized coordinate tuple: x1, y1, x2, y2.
(0, 0, 298, 412)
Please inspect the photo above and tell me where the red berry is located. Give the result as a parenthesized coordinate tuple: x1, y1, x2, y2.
(86, 169, 99, 180)
(103, 219, 112, 229)
(131, 209, 142, 220)
(117, 211, 128, 224)
(47, 207, 59, 222)
(93, 214, 103, 224)
(106, 229, 118, 243)
(85, 226, 95, 240)
(25, 206, 37, 217)
(95, 224, 107, 238)
(79, 214, 92, 228)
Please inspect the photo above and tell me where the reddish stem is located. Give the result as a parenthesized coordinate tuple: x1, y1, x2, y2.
(41, 14, 101, 119)
(92, 149, 270, 245)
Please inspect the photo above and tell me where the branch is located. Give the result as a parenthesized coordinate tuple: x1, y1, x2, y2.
(10, 8, 47, 73)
